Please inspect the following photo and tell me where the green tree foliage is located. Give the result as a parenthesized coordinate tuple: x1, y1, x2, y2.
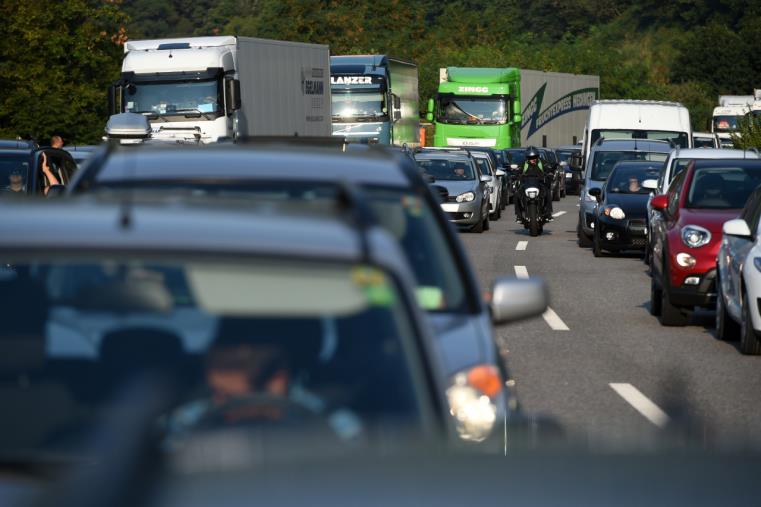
(731, 115, 761, 150)
(0, 1, 127, 144)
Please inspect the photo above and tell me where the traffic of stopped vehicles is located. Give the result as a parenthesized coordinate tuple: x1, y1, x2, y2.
(1, 32, 761, 506)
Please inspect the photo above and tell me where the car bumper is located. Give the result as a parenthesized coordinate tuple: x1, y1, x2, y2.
(596, 217, 648, 251)
(580, 202, 597, 236)
(442, 201, 482, 226)
(668, 268, 717, 308)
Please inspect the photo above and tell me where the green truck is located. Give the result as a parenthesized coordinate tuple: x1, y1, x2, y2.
(426, 67, 522, 149)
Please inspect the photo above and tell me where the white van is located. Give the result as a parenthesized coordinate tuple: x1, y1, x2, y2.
(581, 100, 692, 168)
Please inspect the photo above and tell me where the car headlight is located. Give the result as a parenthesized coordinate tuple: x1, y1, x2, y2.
(456, 191, 476, 203)
(603, 206, 625, 220)
(446, 364, 502, 442)
(681, 225, 711, 248)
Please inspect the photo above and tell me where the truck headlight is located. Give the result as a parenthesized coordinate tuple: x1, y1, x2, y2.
(681, 225, 711, 248)
(456, 191, 476, 203)
(446, 364, 502, 442)
(603, 206, 625, 220)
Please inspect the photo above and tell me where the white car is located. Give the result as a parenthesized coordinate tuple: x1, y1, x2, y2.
(471, 150, 505, 221)
(692, 131, 720, 149)
(716, 185, 761, 354)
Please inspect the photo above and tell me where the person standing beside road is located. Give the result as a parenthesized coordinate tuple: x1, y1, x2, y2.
(50, 135, 64, 149)
(515, 147, 553, 222)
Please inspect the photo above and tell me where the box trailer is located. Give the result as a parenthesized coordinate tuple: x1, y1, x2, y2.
(108, 36, 331, 143)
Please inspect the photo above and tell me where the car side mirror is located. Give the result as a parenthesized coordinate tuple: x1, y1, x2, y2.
(588, 187, 602, 202)
(495, 169, 506, 177)
(45, 184, 66, 198)
(723, 218, 752, 238)
(480, 174, 493, 183)
(642, 179, 658, 190)
(489, 277, 549, 325)
(651, 194, 669, 211)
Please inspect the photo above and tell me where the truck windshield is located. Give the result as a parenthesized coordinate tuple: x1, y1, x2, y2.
(713, 115, 742, 132)
(591, 129, 689, 148)
(332, 92, 387, 121)
(437, 96, 507, 125)
(124, 79, 221, 116)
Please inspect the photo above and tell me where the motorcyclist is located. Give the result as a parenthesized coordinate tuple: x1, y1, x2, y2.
(515, 147, 553, 222)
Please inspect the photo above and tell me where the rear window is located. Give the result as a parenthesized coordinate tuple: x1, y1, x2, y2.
(415, 158, 475, 180)
(687, 165, 761, 209)
(606, 165, 662, 194)
(590, 150, 667, 181)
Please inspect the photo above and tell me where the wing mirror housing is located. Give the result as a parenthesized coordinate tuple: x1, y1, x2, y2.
(642, 179, 658, 190)
(723, 218, 752, 238)
(489, 277, 549, 325)
(588, 187, 602, 202)
(495, 169, 506, 177)
(651, 194, 669, 211)
(480, 174, 493, 183)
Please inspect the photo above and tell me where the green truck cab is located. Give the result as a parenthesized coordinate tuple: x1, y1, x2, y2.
(426, 67, 522, 149)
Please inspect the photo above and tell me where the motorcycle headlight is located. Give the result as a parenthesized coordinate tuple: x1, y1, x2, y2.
(525, 188, 539, 199)
(603, 206, 626, 220)
(446, 365, 502, 442)
(681, 225, 711, 248)
(456, 191, 476, 203)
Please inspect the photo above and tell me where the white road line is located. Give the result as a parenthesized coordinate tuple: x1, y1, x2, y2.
(516, 241, 528, 251)
(513, 265, 570, 331)
(609, 383, 670, 428)
(552, 211, 566, 218)
(542, 307, 570, 331)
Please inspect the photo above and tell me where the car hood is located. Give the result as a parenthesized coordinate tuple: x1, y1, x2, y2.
(678, 208, 741, 234)
(434, 180, 479, 196)
(426, 312, 485, 376)
(604, 193, 650, 218)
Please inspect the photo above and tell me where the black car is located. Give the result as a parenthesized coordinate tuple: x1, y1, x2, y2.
(0, 141, 77, 196)
(504, 148, 527, 203)
(555, 145, 583, 195)
(538, 148, 564, 201)
(589, 161, 662, 257)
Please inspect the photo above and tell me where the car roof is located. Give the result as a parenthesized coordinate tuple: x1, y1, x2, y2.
(670, 148, 760, 159)
(81, 144, 412, 188)
(0, 140, 37, 150)
(0, 196, 375, 263)
(591, 139, 673, 152)
(611, 160, 664, 170)
(692, 159, 761, 169)
(555, 145, 581, 151)
(414, 151, 473, 162)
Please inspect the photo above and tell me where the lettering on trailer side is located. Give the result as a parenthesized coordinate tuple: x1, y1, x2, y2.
(302, 67, 326, 122)
(330, 76, 373, 85)
(521, 83, 599, 138)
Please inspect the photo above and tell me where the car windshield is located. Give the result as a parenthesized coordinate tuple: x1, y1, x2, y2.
(436, 96, 507, 124)
(124, 79, 221, 115)
(713, 115, 742, 133)
(331, 91, 387, 120)
(0, 257, 424, 461)
(416, 158, 476, 180)
(591, 129, 689, 148)
(493, 151, 505, 166)
(0, 154, 31, 195)
(506, 150, 526, 165)
(693, 136, 716, 148)
(687, 165, 761, 209)
(606, 165, 662, 194)
(590, 150, 667, 181)
(556, 150, 579, 163)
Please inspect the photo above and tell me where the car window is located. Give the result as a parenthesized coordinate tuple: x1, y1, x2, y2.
(475, 158, 490, 176)
(0, 257, 426, 461)
(669, 158, 694, 183)
(687, 166, 761, 209)
(590, 150, 668, 181)
(667, 168, 687, 216)
(0, 154, 31, 196)
(415, 158, 475, 180)
(739, 189, 761, 237)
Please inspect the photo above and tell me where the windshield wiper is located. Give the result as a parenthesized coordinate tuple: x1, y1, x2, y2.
(145, 112, 171, 122)
(177, 109, 216, 121)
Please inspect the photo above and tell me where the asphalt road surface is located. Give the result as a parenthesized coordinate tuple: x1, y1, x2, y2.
(460, 194, 761, 451)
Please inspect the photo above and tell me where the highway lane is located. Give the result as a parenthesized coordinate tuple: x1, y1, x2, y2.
(460, 195, 761, 450)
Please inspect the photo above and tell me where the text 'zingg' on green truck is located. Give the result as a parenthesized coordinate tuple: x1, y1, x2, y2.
(427, 67, 600, 149)
(426, 67, 522, 149)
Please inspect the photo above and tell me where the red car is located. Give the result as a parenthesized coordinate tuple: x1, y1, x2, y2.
(649, 159, 761, 325)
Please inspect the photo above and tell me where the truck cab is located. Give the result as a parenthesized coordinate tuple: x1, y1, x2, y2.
(330, 55, 419, 146)
(426, 67, 522, 149)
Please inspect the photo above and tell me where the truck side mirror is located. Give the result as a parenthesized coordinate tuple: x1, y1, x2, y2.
(393, 94, 401, 110)
(393, 110, 402, 121)
(513, 113, 522, 125)
(107, 84, 122, 116)
(225, 78, 241, 115)
(426, 98, 434, 122)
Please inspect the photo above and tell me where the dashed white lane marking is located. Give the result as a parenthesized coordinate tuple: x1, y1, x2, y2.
(516, 241, 528, 251)
(609, 383, 670, 428)
(552, 211, 567, 218)
(542, 307, 570, 331)
(514, 265, 529, 278)
(513, 265, 569, 331)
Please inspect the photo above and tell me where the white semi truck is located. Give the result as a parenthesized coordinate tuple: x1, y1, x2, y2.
(711, 95, 754, 148)
(108, 36, 332, 143)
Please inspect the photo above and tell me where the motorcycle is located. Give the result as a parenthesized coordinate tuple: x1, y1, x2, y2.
(517, 176, 550, 237)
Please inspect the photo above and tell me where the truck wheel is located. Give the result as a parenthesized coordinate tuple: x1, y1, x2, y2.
(715, 276, 739, 341)
(577, 221, 592, 247)
(740, 289, 761, 355)
(650, 276, 662, 316)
